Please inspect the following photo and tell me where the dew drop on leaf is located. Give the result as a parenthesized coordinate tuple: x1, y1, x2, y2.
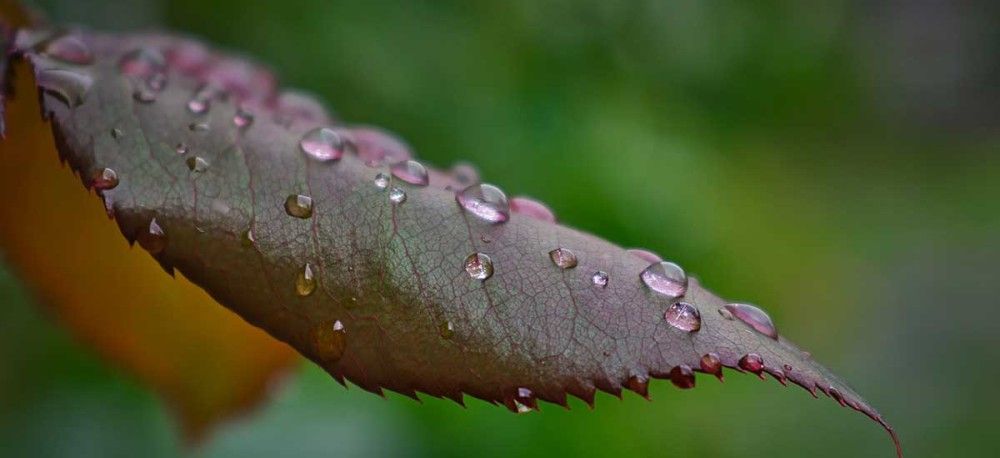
(284, 194, 314, 219)
(439, 321, 455, 339)
(373, 173, 390, 190)
(626, 374, 650, 397)
(296, 263, 317, 297)
(548, 248, 578, 269)
(739, 353, 765, 374)
(700, 353, 723, 380)
(591, 271, 609, 288)
(136, 218, 167, 255)
(186, 156, 209, 173)
(42, 35, 94, 65)
(36, 68, 93, 108)
(464, 252, 494, 281)
(299, 127, 346, 162)
(724, 303, 778, 340)
(456, 184, 510, 224)
(388, 187, 406, 204)
(664, 301, 701, 332)
(390, 160, 429, 186)
(311, 320, 346, 362)
(640, 261, 688, 299)
(91, 168, 119, 191)
(669, 364, 696, 389)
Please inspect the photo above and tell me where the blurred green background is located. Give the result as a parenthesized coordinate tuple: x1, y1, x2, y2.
(3, 0, 999, 456)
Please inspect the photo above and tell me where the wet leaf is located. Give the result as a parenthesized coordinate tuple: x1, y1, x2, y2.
(2, 28, 901, 455)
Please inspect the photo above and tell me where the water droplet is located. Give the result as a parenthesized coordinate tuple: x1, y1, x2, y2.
(36, 68, 93, 107)
(92, 168, 119, 191)
(390, 160, 430, 186)
(548, 248, 578, 269)
(233, 107, 254, 128)
(373, 173, 390, 190)
(664, 301, 701, 332)
(299, 127, 346, 162)
(723, 303, 778, 340)
(669, 365, 696, 389)
(456, 184, 509, 224)
(296, 263, 317, 296)
(507, 387, 536, 413)
(284, 194, 314, 219)
(510, 196, 556, 222)
(738, 353, 764, 374)
(175, 143, 189, 155)
(43, 35, 93, 65)
(186, 156, 209, 173)
(464, 252, 494, 281)
(718, 307, 734, 320)
(627, 249, 662, 264)
(188, 122, 209, 132)
(111, 128, 124, 139)
(119, 48, 166, 78)
(388, 187, 407, 204)
(240, 228, 255, 247)
(439, 321, 455, 339)
(591, 271, 609, 288)
(640, 261, 688, 298)
(700, 353, 723, 380)
(133, 88, 156, 104)
(311, 320, 346, 361)
(626, 374, 649, 397)
(137, 218, 166, 255)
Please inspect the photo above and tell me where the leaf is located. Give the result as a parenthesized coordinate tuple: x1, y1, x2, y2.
(3, 28, 902, 456)
(0, 29, 299, 443)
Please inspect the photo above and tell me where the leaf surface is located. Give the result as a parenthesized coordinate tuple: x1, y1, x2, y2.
(3, 28, 901, 456)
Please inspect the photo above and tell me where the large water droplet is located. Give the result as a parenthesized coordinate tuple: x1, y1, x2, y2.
(390, 160, 429, 186)
(591, 271, 609, 288)
(669, 365, 696, 389)
(388, 187, 407, 204)
(439, 321, 455, 339)
(627, 249, 662, 264)
(137, 218, 166, 255)
(119, 48, 166, 78)
(186, 156, 209, 173)
(311, 320, 346, 361)
(664, 301, 701, 332)
(300, 127, 346, 162)
(464, 252, 494, 281)
(640, 261, 688, 298)
(373, 173, 390, 190)
(723, 303, 778, 340)
(510, 196, 556, 222)
(43, 35, 93, 65)
(296, 263, 317, 296)
(36, 68, 92, 107)
(456, 184, 509, 224)
(92, 168, 119, 191)
(285, 194, 314, 219)
(738, 353, 764, 374)
(548, 248, 578, 269)
(700, 353, 723, 380)
(233, 107, 254, 128)
(507, 387, 536, 413)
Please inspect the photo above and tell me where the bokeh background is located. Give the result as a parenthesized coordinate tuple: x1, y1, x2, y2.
(2, 0, 998, 457)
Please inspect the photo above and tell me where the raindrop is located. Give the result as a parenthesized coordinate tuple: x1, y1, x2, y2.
(284, 194, 314, 219)
(464, 252, 494, 281)
(627, 249, 662, 264)
(42, 35, 94, 65)
(36, 68, 93, 108)
(390, 160, 430, 186)
(723, 303, 778, 340)
(700, 353, 723, 380)
(186, 156, 209, 173)
(92, 168, 119, 191)
(510, 196, 556, 222)
(669, 365, 696, 389)
(548, 248, 578, 269)
(188, 122, 209, 132)
(240, 228, 255, 247)
(388, 187, 407, 204)
(738, 353, 764, 374)
(233, 107, 254, 128)
(456, 183, 509, 224)
(439, 321, 455, 339)
(136, 218, 166, 255)
(311, 320, 346, 361)
(296, 263, 317, 296)
(119, 48, 166, 78)
(640, 261, 688, 298)
(663, 302, 701, 332)
(373, 173, 390, 190)
(591, 271, 609, 288)
(508, 387, 536, 414)
(299, 127, 346, 162)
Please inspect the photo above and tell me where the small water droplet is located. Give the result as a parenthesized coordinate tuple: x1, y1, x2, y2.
(119, 48, 166, 78)
(548, 248, 578, 269)
(700, 353, 723, 380)
(388, 187, 407, 204)
(723, 303, 778, 340)
(284, 194, 314, 219)
(373, 173, 390, 189)
(240, 228, 255, 247)
(188, 122, 209, 132)
(133, 88, 156, 104)
(36, 68, 93, 107)
(508, 387, 536, 413)
(591, 271, 609, 288)
(137, 218, 166, 254)
(456, 184, 509, 224)
(299, 127, 346, 162)
(627, 249, 662, 264)
(296, 263, 317, 296)
(233, 107, 254, 128)
(111, 128, 124, 139)
(640, 261, 688, 298)
(390, 160, 429, 186)
(311, 320, 346, 361)
(669, 365, 696, 389)
(626, 374, 649, 397)
(186, 156, 209, 173)
(509, 196, 556, 222)
(464, 252, 494, 281)
(738, 353, 764, 374)
(175, 143, 189, 155)
(92, 168, 119, 191)
(439, 321, 455, 339)
(43, 35, 94, 65)
(664, 301, 701, 332)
